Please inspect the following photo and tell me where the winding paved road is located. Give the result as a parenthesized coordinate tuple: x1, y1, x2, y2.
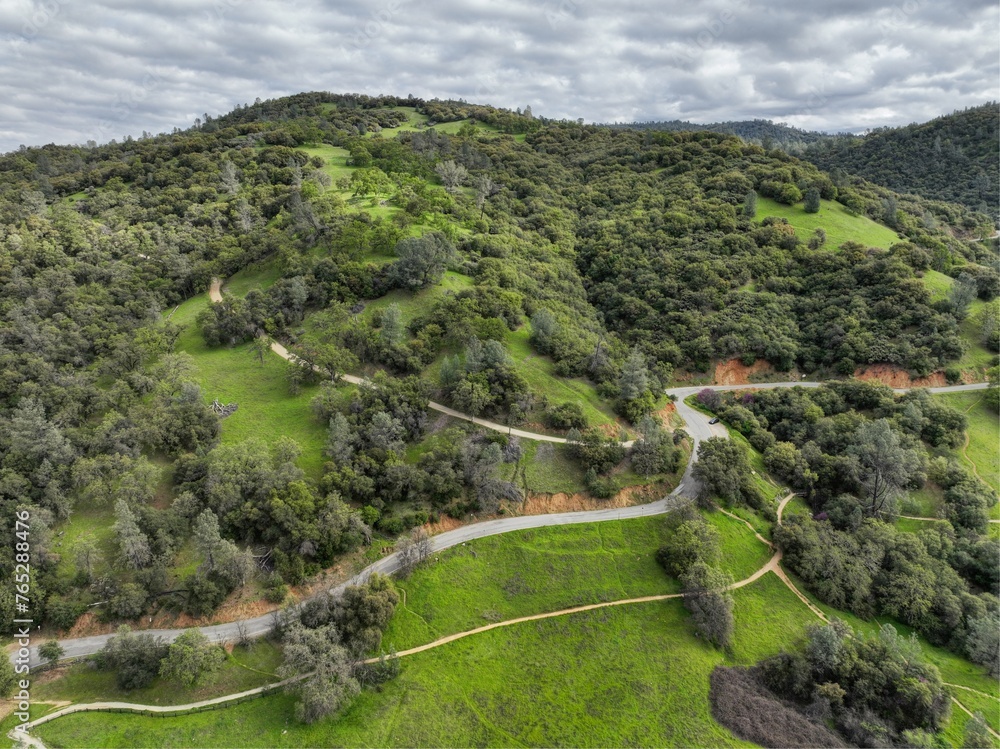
(16, 281, 988, 668)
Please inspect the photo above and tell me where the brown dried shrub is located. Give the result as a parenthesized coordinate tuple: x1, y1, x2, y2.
(709, 666, 848, 748)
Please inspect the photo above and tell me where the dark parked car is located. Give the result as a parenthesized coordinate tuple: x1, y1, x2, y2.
(708, 417, 720, 424)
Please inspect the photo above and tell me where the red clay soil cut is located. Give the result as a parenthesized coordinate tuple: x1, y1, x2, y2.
(517, 485, 660, 516)
(854, 365, 949, 388)
(713, 358, 776, 385)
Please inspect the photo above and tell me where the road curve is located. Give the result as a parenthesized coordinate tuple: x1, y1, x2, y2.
(22, 287, 988, 667)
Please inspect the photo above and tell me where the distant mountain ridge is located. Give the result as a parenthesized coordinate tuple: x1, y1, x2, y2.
(802, 103, 999, 216)
(602, 117, 830, 148)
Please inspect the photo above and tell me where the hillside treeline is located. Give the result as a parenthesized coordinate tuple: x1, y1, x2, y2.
(0, 92, 995, 631)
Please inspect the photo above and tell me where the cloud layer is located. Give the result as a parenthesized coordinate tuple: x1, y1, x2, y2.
(1, 0, 997, 151)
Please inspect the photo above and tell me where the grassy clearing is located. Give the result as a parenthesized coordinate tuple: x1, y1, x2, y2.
(506, 326, 622, 432)
(383, 509, 770, 652)
(755, 196, 902, 250)
(222, 257, 284, 297)
(934, 391, 1000, 496)
(923, 270, 956, 302)
(296, 144, 355, 183)
(496, 438, 585, 495)
(956, 302, 995, 370)
(50, 500, 118, 584)
(358, 271, 474, 323)
(173, 323, 327, 480)
(903, 482, 945, 518)
(163, 265, 326, 479)
(35, 575, 814, 749)
(382, 516, 674, 651)
(33, 641, 282, 709)
(919, 273, 994, 370)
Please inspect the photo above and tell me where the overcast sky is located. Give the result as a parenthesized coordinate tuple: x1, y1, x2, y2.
(1, 0, 997, 152)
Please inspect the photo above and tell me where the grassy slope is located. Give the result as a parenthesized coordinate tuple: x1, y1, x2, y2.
(32, 642, 282, 710)
(933, 392, 1000, 522)
(358, 271, 475, 322)
(383, 510, 770, 651)
(755, 196, 902, 250)
(173, 311, 327, 480)
(168, 260, 328, 479)
(505, 326, 622, 432)
(36, 575, 813, 749)
(921, 271, 994, 370)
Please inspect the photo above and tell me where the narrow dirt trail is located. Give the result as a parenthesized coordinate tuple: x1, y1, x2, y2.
(208, 279, 605, 447)
(772, 498, 998, 737)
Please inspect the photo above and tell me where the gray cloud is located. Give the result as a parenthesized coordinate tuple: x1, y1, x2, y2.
(0, 0, 996, 151)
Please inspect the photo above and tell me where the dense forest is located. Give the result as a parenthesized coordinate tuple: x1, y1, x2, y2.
(804, 103, 1000, 216)
(0, 91, 996, 634)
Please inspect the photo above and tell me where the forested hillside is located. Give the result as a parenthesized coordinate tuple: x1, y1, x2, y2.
(804, 103, 1000, 216)
(0, 91, 997, 635)
(605, 118, 829, 149)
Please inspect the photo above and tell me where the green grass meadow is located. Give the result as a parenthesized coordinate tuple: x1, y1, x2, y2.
(755, 196, 902, 250)
(934, 391, 1000, 496)
(166, 272, 328, 479)
(920, 271, 994, 370)
(35, 574, 814, 749)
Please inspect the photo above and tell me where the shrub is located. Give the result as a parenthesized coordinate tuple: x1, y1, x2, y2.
(544, 402, 587, 430)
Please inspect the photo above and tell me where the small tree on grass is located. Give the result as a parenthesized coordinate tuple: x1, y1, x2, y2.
(656, 507, 721, 577)
(804, 187, 821, 213)
(334, 573, 400, 657)
(681, 561, 734, 649)
(963, 713, 992, 749)
(349, 167, 391, 201)
(98, 625, 168, 690)
(73, 537, 101, 582)
(692, 437, 751, 507)
(434, 160, 468, 193)
(743, 189, 757, 218)
(39, 641, 65, 666)
(389, 232, 455, 290)
(250, 335, 271, 366)
(279, 622, 359, 724)
(159, 629, 226, 686)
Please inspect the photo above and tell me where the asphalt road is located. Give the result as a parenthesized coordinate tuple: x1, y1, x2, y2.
(30, 286, 989, 669)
